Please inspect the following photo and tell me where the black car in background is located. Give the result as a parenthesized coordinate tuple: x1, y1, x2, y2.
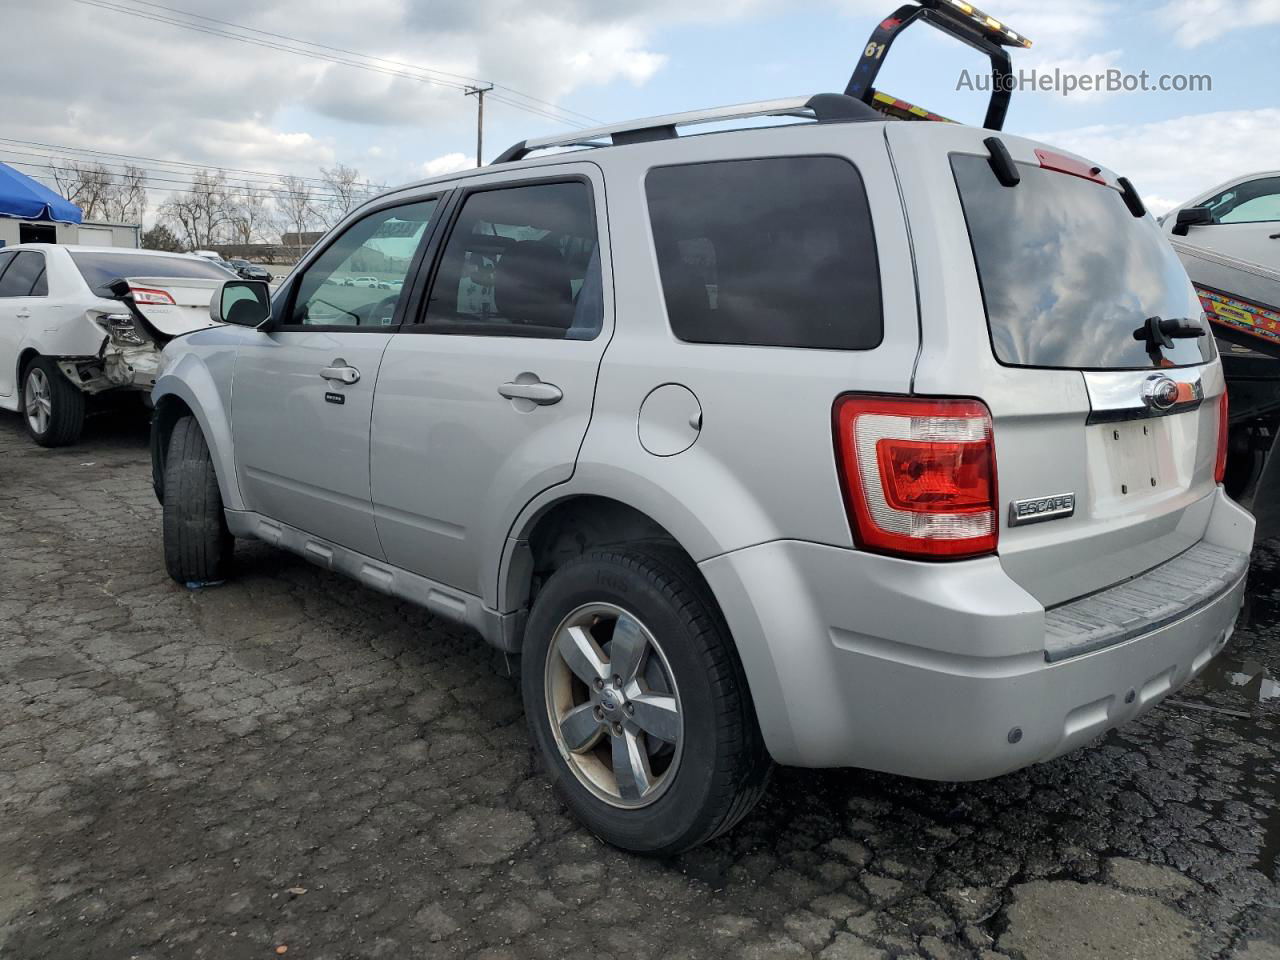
(229, 258, 274, 282)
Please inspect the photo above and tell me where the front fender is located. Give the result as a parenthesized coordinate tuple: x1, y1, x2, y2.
(152, 347, 244, 511)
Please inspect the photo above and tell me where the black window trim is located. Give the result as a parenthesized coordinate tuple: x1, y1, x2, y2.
(273, 192, 452, 334)
(642, 152, 885, 352)
(403, 172, 605, 341)
(0, 250, 48, 299)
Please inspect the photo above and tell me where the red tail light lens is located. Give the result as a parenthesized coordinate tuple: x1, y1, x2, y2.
(130, 286, 176, 305)
(1215, 391, 1229, 486)
(834, 395, 998, 559)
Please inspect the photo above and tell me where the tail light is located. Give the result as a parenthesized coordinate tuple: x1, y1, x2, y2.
(1215, 391, 1229, 486)
(130, 286, 176, 305)
(834, 395, 998, 559)
(93, 312, 146, 345)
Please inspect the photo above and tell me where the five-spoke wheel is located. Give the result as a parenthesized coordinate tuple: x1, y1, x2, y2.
(545, 602, 683, 807)
(523, 547, 772, 855)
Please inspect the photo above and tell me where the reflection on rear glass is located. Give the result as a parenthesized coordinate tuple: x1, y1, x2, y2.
(951, 155, 1212, 370)
(71, 253, 233, 289)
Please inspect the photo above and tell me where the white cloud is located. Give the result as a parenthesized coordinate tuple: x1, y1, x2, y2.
(1160, 0, 1280, 47)
(1029, 108, 1280, 214)
(421, 153, 475, 178)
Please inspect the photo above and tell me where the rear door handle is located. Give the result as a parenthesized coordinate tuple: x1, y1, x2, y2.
(498, 380, 562, 405)
(15, 310, 30, 319)
(320, 360, 360, 385)
(1270, 232, 1280, 239)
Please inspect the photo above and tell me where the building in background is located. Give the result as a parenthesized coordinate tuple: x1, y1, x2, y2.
(0, 162, 139, 248)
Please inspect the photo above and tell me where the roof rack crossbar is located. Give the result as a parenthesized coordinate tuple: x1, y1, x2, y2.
(492, 95, 872, 164)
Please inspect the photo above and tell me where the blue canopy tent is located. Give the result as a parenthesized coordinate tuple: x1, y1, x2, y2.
(0, 162, 83, 224)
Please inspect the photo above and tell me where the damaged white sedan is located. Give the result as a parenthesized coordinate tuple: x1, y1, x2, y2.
(0, 245, 232, 446)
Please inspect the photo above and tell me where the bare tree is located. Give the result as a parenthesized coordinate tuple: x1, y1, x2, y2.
(159, 170, 234, 250)
(51, 161, 116, 220)
(317, 163, 375, 228)
(273, 175, 319, 257)
(226, 183, 272, 245)
(102, 164, 148, 224)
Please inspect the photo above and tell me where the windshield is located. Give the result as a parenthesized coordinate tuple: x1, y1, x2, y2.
(951, 154, 1213, 370)
(72, 252, 233, 289)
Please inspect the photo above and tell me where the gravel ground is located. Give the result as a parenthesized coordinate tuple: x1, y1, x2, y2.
(1, 409, 1279, 960)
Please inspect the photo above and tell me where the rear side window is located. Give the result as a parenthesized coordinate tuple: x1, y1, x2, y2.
(952, 154, 1212, 370)
(0, 252, 47, 297)
(71, 252, 232, 289)
(646, 157, 882, 350)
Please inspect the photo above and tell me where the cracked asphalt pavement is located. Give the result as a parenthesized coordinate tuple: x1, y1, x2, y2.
(2, 411, 1279, 960)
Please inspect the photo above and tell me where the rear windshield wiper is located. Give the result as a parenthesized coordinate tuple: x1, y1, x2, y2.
(1132, 316, 1206, 350)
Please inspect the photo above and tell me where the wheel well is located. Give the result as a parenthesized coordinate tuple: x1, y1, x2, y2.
(150, 395, 195, 503)
(509, 496, 705, 619)
(16, 348, 39, 389)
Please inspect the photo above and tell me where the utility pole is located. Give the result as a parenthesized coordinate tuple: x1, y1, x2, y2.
(464, 84, 494, 167)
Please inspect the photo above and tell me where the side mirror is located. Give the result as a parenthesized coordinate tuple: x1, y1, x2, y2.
(210, 279, 271, 328)
(1172, 206, 1214, 236)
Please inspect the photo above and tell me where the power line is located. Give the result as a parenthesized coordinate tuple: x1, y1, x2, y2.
(120, 0, 603, 126)
(68, 0, 598, 130)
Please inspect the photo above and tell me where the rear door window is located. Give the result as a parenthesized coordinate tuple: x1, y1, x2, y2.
(0, 252, 47, 297)
(951, 154, 1212, 370)
(646, 156, 882, 350)
(420, 180, 602, 340)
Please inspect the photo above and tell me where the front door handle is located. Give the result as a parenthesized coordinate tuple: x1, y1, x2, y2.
(320, 360, 360, 385)
(498, 380, 562, 405)
(15, 310, 30, 319)
(1270, 232, 1280, 239)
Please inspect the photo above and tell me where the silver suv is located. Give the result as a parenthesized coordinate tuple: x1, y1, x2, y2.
(151, 92, 1254, 855)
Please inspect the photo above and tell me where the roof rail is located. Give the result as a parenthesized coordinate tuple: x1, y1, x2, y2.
(491, 93, 879, 164)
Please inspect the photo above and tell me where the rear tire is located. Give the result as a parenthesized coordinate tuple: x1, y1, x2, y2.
(162, 415, 234, 584)
(22, 357, 85, 447)
(522, 545, 772, 856)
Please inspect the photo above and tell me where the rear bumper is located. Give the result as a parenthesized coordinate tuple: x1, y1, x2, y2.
(699, 488, 1254, 778)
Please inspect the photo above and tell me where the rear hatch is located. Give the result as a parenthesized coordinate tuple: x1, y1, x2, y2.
(886, 122, 1225, 607)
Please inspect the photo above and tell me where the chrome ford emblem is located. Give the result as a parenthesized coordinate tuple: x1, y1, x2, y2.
(599, 693, 618, 712)
(1009, 493, 1076, 526)
(1142, 375, 1180, 411)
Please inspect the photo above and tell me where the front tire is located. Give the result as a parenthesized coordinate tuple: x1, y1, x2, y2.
(22, 358, 85, 447)
(162, 416, 234, 584)
(522, 546, 771, 855)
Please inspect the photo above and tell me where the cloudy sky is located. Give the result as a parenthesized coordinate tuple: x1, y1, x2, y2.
(4, 0, 1279, 220)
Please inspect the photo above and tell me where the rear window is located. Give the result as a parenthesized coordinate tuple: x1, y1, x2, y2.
(951, 154, 1212, 370)
(71, 252, 232, 289)
(646, 156, 882, 350)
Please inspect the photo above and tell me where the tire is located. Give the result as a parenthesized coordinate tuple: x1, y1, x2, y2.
(522, 545, 772, 855)
(21, 357, 85, 447)
(162, 416, 234, 584)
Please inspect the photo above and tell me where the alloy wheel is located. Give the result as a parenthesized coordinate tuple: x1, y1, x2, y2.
(24, 367, 52, 436)
(544, 602, 684, 809)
